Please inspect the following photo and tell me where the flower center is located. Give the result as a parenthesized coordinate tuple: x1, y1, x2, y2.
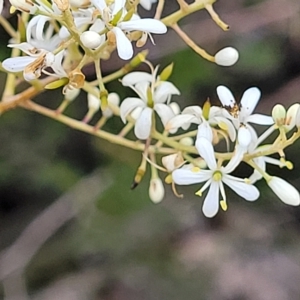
(212, 170, 222, 181)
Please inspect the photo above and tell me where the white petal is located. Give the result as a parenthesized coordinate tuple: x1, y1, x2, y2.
(172, 169, 211, 185)
(112, 27, 133, 60)
(134, 107, 153, 139)
(122, 72, 152, 86)
(119, 19, 167, 34)
(195, 137, 217, 170)
(223, 175, 260, 201)
(268, 176, 300, 206)
(120, 97, 145, 123)
(154, 81, 180, 103)
(213, 116, 236, 141)
(248, 157, 265, 184)
(112, 0, 126, 15)
(149, 178, 164, 203)
(165, 114, 200, 132)
(196, 121, 213, 143)
(240, 87, 261, 118)
(182, 106, 202, 117)
(223, 145, 244, 174)
(216, 85, 236, 108)
(285, 103, 300, 132)
(246, 114, 274, 125)
(8, 42, 43, 56)
(2, 56, 35, 72)
(154, 103, 175, 126)
(202, 181, 219, 218)
(0, 0, 3, 14)
(237, 126, 252, 148)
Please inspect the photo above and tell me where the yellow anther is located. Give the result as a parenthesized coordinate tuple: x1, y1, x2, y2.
(195, 189, 202, 197)
(218, 121, 228, 131)
(286, 161, 293, 170)
(165, 174, 173, 184)
(220, 200, 227, 211)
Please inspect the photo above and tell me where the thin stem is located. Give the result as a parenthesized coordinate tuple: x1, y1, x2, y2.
(171, 23, 215, 62)
(0, 16, 17, 38)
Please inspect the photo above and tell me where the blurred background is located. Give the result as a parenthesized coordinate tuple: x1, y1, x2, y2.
(1, 0, 300, 299)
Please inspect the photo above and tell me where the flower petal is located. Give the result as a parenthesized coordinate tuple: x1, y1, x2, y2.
(240, 87, 261, 118)
(120, 97, 145, 122)
(154, 103, 175, 126)
(172, 168, 211, 185)
(246, 114, 274, 125)
(2, 56, 35, 72)
(134, 107, 152, 139)
(195, 137, 217, 170)
(154, 81, 180, 103)
(216, 85, 236, 108)
(119, 18, 167, 34)
(222, 175, 260, 201)
(122, 72, 153, 86)
(268, 176, 300, 206)
(165, 114, 200, 132)
(202, 181, 219, 218)
(112, 27, 133, 60)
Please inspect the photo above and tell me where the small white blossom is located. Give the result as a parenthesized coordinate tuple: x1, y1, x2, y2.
(214, 47, 239, 66)
(173, 137, 259, 217)
(268, 176, 300, 206)
(149, 178, 165, 203)
(120, 68, 180, 139)
(80, 31, 104, 49)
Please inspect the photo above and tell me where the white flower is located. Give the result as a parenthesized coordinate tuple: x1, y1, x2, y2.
(172, 137, 259, 218)
(217, 85, 274, 149)
(166, 105, 236, 141)
(90, 0, 167, 60)
(214, 47, 239, 66)
(268, 176, 300, 206)
(2, 43, 66, 81)
(149, 178, 165, 203)
(120, 69, 180, 139)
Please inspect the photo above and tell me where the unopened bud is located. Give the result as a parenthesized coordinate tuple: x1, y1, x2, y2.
(87, 93, 100, 111)
(268, 176, 300, 206)
(215, 47, 239, 66)
(272, 104, 286, 126)
(80, 31, 103, 49)
(149, 178, 165, 204)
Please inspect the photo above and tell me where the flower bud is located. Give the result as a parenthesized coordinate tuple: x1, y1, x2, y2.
(179, 137, 193, 146)
(296, 105, 300, 127)
(268, 176, 300, 206)
(272, 104, 286, 126)
(215, 47, 239, 66)
(80, 31, 103, 49)
(65, 88, 80, 101)
(149, 178, 165, 204)
(87, 93, 100, 111)
(237, 126, 251, 148)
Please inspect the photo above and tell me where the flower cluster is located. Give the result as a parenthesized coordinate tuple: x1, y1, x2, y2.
(0, 0, 299, 219)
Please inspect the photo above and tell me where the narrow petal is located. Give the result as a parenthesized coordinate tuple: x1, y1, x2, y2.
(134, 107, 152, 139)
(165, 114, 200, 132)
(240, 87, 261, 118)
(122, 72, 152, 86)
(2, 56, 35, 72)
(195, 137, 217, 170)
(197, 121, 213, 143)
(223, 175, 260, 201)
(248, 157, 265, 184)
(120, 97, 145, 122)
(202, 181, 219, 218)
(112, 27, 133, 60)
(155, 103, 175, 126)
(182, 106, 202, 118)
(268, 176, 300, 206)
(216, 85, 236, 108)
(223, 145, 244, 174)
(246, 114, 274, 125)
(214, 116, 236, 141)
(90, 0, 107, 11)
(119, 19, 167, 34)
(112, 0, 126, 15)
(154, 81, 180, 103)
(172, 169, 211, 185)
